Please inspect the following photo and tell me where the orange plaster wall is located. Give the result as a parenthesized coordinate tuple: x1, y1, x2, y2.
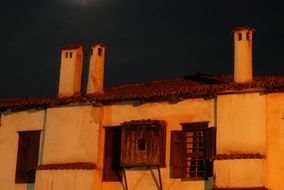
(266, 93, 284, 190)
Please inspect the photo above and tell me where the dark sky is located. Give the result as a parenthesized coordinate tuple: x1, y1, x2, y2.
(1, 0, 284, 98)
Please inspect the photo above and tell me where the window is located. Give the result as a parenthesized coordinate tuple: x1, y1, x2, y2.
(98, 48, 102, 56)
(0, 112, 2, 126)
(170, 122, 216, 180)
(15, 131, 41, 183)
(65, 52, 68, 58)
(103, 120, 166, 181)
(120, 120, 166, 167)
(103, 127, 122, 181)
(246, 32, 250, 41)
(238, 32, 242, 41)
(69, 52, 73, 58)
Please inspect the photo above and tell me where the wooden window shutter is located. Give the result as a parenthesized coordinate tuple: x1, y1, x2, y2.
(15, 131, 41, 183)
(103, 127, 122, 181)
(205, 127, 216, 178)
(170, 130, 183, 178)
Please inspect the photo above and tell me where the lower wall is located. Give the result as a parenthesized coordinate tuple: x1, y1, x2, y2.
(35, 170, 94, 190)
(101, 168, 213, 190)
(214, 159, 266, 188)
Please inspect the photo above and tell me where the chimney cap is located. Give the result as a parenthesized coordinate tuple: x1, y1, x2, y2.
(61, 44, 83, 50)
(231, 26, 256, 34)
(90, 42, 107, 49)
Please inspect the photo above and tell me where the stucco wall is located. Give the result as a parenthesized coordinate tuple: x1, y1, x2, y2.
(266, 93, 284, 190)
(215, 159, 266, 188)
(97, 98, 215, 190)
(42, 105, 99, 163)
(0, 109, 44, 190)
(217, 92, 266, 154)
(35, 105, 100, 190)
(35, 170, 94, 190)
(215, 93, 267, 188)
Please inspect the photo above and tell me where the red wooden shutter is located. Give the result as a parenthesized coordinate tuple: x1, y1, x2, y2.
(170, 130, 183, 178)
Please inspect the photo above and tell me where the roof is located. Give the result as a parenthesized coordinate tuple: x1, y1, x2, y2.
(0, 74, 284, 112)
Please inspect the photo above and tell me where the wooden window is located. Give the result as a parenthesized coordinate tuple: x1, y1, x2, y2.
(170, 122, 216, 180)
(103, 127, 122, 181)
(15, 131, 41, 183)
(120, 120, 166, 167)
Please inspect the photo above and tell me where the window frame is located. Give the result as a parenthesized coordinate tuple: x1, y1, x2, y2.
(170, 122, 216, 181)
(15, 130, 41, 184)
(102, 126, 122, 182)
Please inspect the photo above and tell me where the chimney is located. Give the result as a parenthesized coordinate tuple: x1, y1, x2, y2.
(58, 45, 83, 96)
(86, 43, 106, 94)
(233, 26, 255, 83)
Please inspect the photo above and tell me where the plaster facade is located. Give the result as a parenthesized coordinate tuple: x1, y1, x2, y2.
(0, 91, 283, 190)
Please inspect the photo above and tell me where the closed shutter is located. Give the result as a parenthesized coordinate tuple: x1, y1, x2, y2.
(170, 130, 183, 178)
(205, 127, 216, 178)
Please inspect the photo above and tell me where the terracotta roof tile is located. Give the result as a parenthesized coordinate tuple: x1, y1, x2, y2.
(0, 74, 283, 112)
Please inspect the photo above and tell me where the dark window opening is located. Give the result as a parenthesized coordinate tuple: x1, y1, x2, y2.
(69, 52, 73, 58)
(138, 139, 146, 151)
(15, 131, 41, 183)
(103, 127, 122, 181)
(238, 33, 242, 41)
(246, 32, 250, 41)
(98, 48, 102, 56)
(65, 52, 68, 58)
(170, 122, 216, 180)
(0, 112, 2, 126)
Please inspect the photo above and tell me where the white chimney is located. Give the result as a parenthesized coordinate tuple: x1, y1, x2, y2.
(58, 45, 83, 96)
(86, 43, 106, 94)
(233, 26, 255, 83)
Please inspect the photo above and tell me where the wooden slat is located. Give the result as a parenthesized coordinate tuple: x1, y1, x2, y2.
(170, 130, 183, 178)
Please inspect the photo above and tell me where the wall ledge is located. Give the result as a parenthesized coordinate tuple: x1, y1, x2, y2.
(37, 162, 96, 170)
(213, 187, 268, 190)
(212, 153, 266, 160)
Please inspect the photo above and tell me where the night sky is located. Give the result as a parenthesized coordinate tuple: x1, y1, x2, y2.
(1, 0, 283, 98)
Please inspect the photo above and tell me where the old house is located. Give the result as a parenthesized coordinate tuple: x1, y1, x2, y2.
(0, 27, 283, 190)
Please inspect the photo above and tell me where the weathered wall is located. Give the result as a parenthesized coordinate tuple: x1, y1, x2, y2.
(96, 98, 215, 190)
(42, 105, 99, 163)
(35, 170, 94, 190)
(0, 109, 44, 190)
(214, 159, 266, 187)
(266, 93, 284, 190)
(35, 105, 101, 190)
(217, 93, 266, 154)
(215, 93, 267, 188)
